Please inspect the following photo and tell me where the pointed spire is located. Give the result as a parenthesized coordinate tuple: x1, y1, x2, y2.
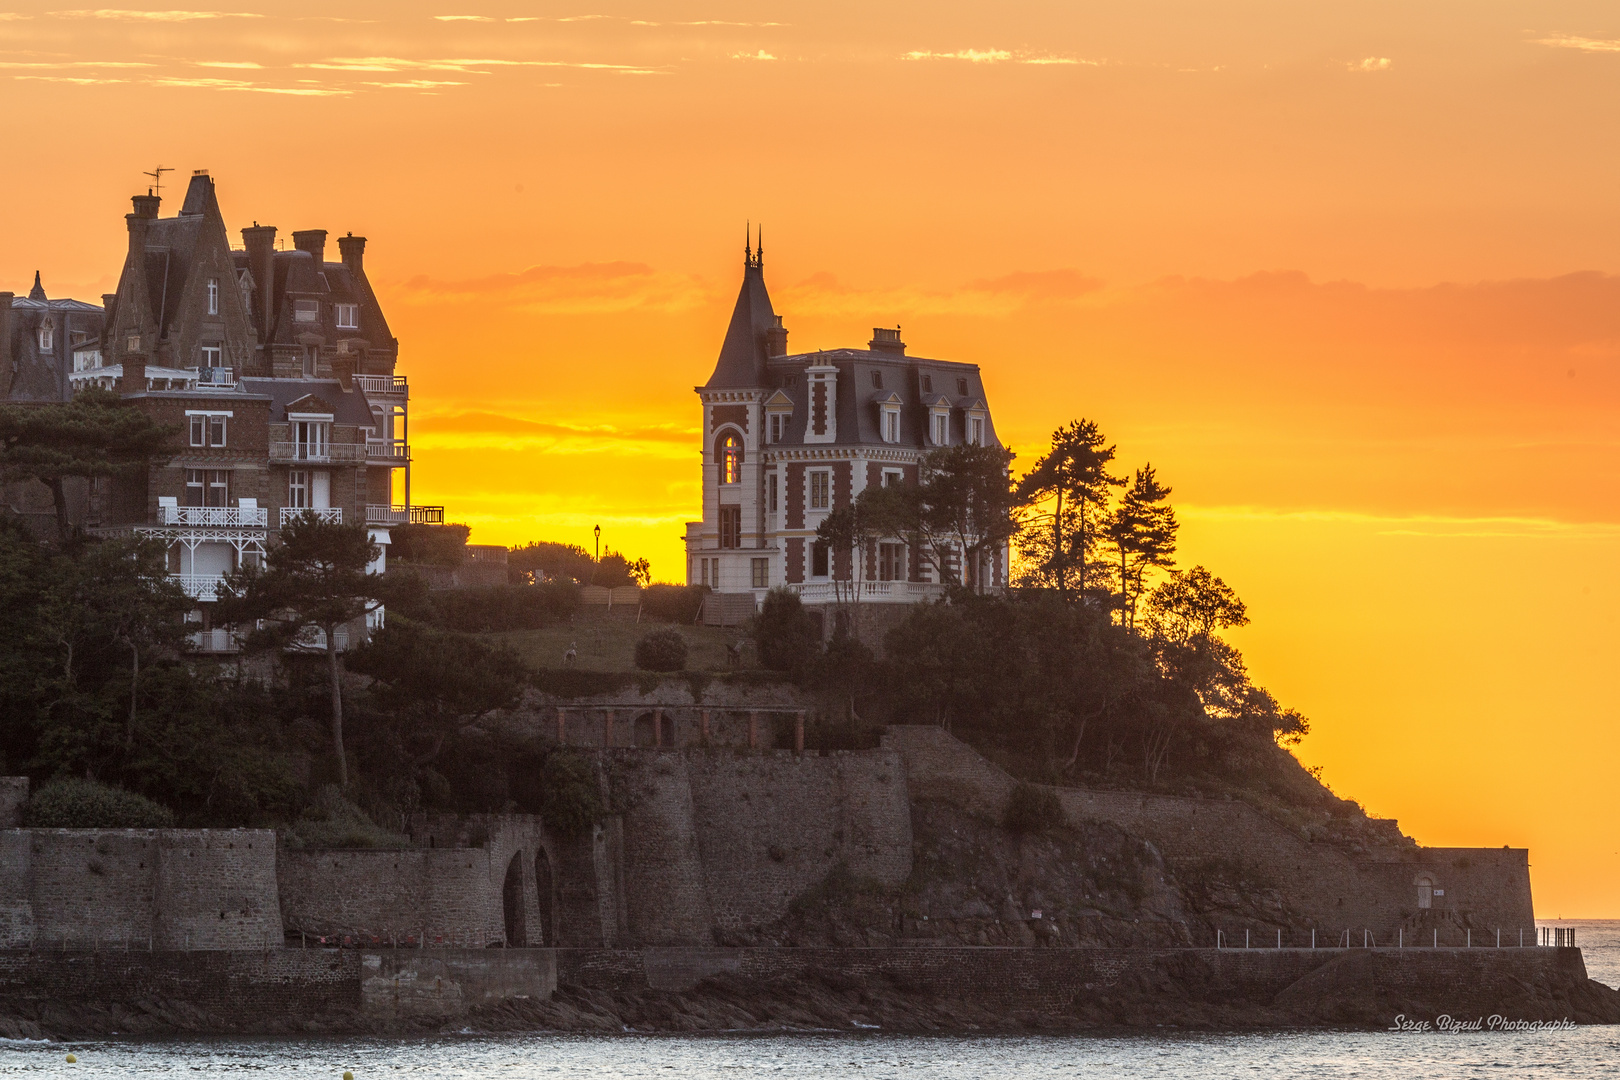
(745, 221, 752, 264)
(757, 225, 763, 268)
(28, 271, 45, 302)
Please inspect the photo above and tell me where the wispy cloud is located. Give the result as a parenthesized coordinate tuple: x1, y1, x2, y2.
(1349, 56, 1391, 71)
(301, 56, 665, 75)
(362, 79, 468, 89)
(48, 8, 264, 20)
(0, 13, 31, 19)
(733, 49, 775, 61)
(1535, 33, 1620, 53)
(194, 60, 262, 69)
(905, 48, 1012, 63)
(433, 14, 494, 21)
(0, 59, 155, 68)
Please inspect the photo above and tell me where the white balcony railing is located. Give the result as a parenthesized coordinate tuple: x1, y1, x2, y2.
(787, 580, 944, 604)
(188, 627, 239, 653)
(365, 505, 408, 524)
(354, 374, 407, 397)
(365, 439, 409, 462)
(281, 507, 343, 526)
(188, 366, 236, 390)
(175, 573, 226, 601)
(159, 504, 268, 528)
(268, 442, 364, 464)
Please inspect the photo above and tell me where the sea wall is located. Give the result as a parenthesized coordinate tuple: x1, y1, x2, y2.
(0, 829, 281, 950)
(883, 726, 1536, 942)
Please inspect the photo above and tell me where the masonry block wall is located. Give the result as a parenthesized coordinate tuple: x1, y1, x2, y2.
(883, 725, 1536, 942)
(0, 779, 27, 827)
(277, 848, 501, 945)
(0, 829, 280, 949)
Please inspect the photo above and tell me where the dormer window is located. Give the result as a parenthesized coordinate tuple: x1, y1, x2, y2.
(957, 377, 968, 396)
(769, 413, 786, 443)
(970, 416, 984, 446)
(871, 371, 883, 389)
(882, 407, 900, 444)
(932, 413, 949, 446)
(921, 374, 933, 393)
(336, 303, 359, 330)
(125, 332, 141, 354)
(207, 277, 219, 315)
(37, 319, 53, 352)
(294, 300, 319, 323)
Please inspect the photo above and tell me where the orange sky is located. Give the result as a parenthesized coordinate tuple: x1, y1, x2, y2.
(4, 1, 1618, 916)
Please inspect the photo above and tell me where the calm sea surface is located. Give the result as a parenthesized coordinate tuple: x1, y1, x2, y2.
(2, 920, 1616, 1079)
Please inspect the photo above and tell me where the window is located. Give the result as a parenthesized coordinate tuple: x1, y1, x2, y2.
(921, 374, 932, 393)
(206, 469, 229, 507)
(811, 540, 829, 578)
(301, 347, 315, 378)
(932, 413, 949, 445)
(288, 470, 309, 508)
(200, 344, 222, 369)
(185, 468, 205, 506)
(882, 408, 900, 444)
(699, 557, 720, 587)
(870, 371, 883, 389)
(751, 557, 769, 589)
(718, 432, 742, 484)
(293, 419, 329, 461)
(719, 506, 741, 549)
(957, 377, 968, 396)
(126, 332, 141, 354)
(336, 303, 359, 329)
(879, 543, 904, 582)
(207, 278, 219, 315)
(768, 473, 778, 513)
(970, 417, 984, 446)
(809, 470, 830, 510)
(208, 415, 227, 447)
(188, 415, 228, 448)
(769, 413, 786, 443)
(883, 469, 903, 488)
(190, 415, 206, 447)
(294, 299, 319, 323)
(1416, 876, 1434, 910)
(38, 319, 53, 352)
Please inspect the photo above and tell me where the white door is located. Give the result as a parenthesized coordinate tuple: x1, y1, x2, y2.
(312, 470, 331, 509)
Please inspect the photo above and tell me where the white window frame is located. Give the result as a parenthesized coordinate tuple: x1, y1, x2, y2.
(768, 412, 787, 444)
(294, 299, 319, 324)
(207, 277, 219, 315)
(882, 468, 903, 488)
(768, 472, 778, 513)
(200, 344, 222, 369)
(751, 557, 769, 589)
(809, 469, 830, 511)
(931, 412, 949, 446)
(38, 320, 53, 352)
(335, 303, 359, 329)
(289, 413, 333, 462)
(882, 407, 900, 444)
(186, 409, 233, 449)
(970, 416, 984, 446)
(288, 469, 309, 509)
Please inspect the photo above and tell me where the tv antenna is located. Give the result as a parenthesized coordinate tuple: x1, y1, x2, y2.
(142, 164, 172, 197)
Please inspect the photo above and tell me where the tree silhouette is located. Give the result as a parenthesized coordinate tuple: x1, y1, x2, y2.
(0, 389, 175, 541)
(218, 516, 382, 788)
(1015, 419, 1123, 597)
(1105, 465, 1178, 629)
(870, 444, 1017, 592)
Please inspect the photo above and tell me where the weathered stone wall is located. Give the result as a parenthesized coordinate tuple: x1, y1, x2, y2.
(0, 829, 280, 950)
(277, 848, 500, 946)
(682, 749, 913, 940)
(361, 949, 555, 1020)
(883, 726, 1536, 942)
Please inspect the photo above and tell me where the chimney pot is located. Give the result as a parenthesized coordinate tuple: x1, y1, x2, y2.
(131, 194, 161, 220)
(242, 225, 277, 343)
(337, 234, 367, 274)
(869, 327, 905, 357)
(765, 314, 789, 358)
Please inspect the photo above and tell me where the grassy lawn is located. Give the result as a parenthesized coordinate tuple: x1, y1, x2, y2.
(492, 619, 743, 673)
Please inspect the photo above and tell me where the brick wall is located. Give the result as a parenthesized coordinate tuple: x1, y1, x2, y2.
(883, 726, 1536, 942)
(0, 829, 281, 949)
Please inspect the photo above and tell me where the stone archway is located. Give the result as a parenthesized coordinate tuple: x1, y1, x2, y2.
(1415, 874, 1434, 910)
(502, 851, 527, 946)
(534, 848, 555, 946)
(634, 711, 659, 747)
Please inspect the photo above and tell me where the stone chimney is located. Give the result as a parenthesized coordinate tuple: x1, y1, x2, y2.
(292, 229, 328, 267)
(121, 359, 146, 395)
(766, 314, 789, 358)
(101, 293, 117, 328)
(869, 327, 905, 357)
(337, 233, 366, 275)
(241, 224, 276, 336)
(131, 193, 161, 221)
(330, 354, 355, 391)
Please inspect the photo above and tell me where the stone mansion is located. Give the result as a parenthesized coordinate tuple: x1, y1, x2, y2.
(685, 238, 1006, 623)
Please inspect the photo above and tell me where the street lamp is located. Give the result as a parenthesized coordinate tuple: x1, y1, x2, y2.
(594, 524, 601, 562)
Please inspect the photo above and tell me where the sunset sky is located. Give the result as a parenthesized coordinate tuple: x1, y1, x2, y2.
(4, 1, 1618, 915)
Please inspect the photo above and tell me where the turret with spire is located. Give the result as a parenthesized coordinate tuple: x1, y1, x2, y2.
(705, 225, 785, 389)
(27, 272, 45, 302)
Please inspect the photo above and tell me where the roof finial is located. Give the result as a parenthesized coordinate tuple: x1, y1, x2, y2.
(745, 221, 752, 264)
(756, 224, 763, 267)
(28, 271, 45, 301)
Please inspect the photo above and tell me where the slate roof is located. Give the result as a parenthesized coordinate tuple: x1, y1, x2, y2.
(705, 255, 778, 389)
(762, 348, 999, 450)
(239, 377, 375, 426)
(234, 240, 394, 351)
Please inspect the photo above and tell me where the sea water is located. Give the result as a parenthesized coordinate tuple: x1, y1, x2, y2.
(2, 920, 1616, 1079)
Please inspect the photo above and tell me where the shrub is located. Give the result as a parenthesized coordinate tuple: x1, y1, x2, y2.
(1003, 782, 1064, 835)
(390, 523, 472, 566)
(25, 778, 176, 829)
(634, 628, 688, 672)
(393, 581, 579, 632)
(752, 586, 820, 674)
(539, 751, 602, 836)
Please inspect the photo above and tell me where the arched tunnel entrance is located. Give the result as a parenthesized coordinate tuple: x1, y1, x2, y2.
(502, 851, 527, 946)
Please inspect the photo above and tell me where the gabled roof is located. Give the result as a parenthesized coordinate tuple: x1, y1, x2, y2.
(239, 377, 374, 426)
(872, 390, 904, 405)
(763, 388, 795, 408)
(706, 254, 778, 390)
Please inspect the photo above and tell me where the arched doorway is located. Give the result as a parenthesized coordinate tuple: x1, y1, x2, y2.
(534, 848, 555, 946)
(659, 712, 677, 748)
(502, 851, 527, 946)
(634, 712, 658, 747)
(1416, 874, 1434, 910)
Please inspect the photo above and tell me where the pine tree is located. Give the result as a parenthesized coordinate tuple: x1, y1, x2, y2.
(1015, 419, 1123, 597)
(1104, 465, 1178, 629)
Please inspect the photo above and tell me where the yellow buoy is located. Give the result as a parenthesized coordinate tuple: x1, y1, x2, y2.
(343, 1072, 353, 1080)
(65, 1054, 77, 1063)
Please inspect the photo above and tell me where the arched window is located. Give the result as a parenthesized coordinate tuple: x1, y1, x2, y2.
(718, 432, 742, 484)
(38, 318, 53, 352)
(1416, 874, 1434, 910)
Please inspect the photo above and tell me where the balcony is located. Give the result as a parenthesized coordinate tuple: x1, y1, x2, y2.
(280, 507, 343, 526)
(175, 573, 226, 601)
(189, 627, 239, 653)
(354, 374, 407, 398)
(159, 504, 267, 528)
(788, 580, 944, 605)
(268, 441, 364, 465)
(189, 366, 236, 390)
(365, 439, 409, 464)
(411, 505, 444, 525)
(366, 504, 444, 525)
